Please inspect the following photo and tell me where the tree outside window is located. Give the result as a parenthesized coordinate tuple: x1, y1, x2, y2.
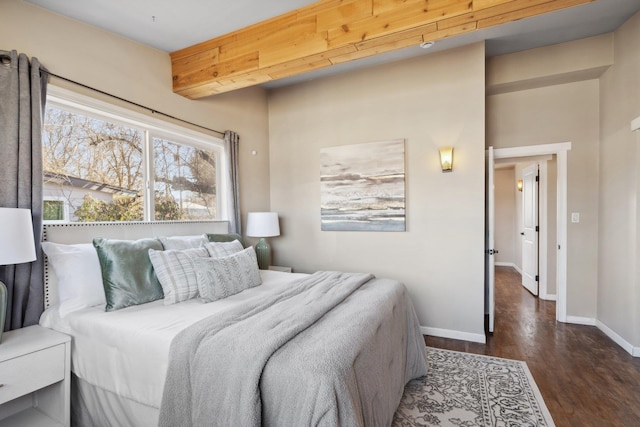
(153, 138, 216, 221)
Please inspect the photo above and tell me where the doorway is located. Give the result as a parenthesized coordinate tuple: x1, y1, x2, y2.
(494, 159, 556, 299)
(486, 142, 571, 327)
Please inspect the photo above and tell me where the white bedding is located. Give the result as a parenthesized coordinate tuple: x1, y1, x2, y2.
(39, 270, 309, 411)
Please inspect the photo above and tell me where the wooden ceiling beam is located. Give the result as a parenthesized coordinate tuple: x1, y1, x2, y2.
(170, 0, 595, 98)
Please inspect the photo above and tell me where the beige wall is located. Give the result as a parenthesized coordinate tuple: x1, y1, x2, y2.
(488, 79, 600, 318)
(1, 0, 271, 227)
(494, 167, 516, 265)
(268, 43, 487, 340)
(487, 34, 613, 95)
(514, 163, 525, 271)
(599, 11, 640, 348)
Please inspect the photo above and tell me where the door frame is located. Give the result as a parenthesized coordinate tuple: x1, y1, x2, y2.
(486, 147, 495, 333)
(493, 142, 571, 322)
(538, 161, 550, 300)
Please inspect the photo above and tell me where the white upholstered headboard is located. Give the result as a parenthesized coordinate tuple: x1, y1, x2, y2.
(42, 220, 229, 309)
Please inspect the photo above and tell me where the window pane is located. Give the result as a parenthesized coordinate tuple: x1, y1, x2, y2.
(43, 106, 144, 222)
(153, 138, 217, 221)
(43, 200, 65, 221)
(43, 94, 224, 223)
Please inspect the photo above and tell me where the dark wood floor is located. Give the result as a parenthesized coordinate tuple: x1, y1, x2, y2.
(425, 266, 640, 427)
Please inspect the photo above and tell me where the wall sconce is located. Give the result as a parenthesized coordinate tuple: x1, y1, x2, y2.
(439, 147, 453, 172)
(517, 179, 523, 192)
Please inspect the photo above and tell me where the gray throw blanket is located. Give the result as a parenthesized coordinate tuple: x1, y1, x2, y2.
(159, 271, 427, 427)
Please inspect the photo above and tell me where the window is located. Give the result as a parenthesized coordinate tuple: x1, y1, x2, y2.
(43, 87, 226, 223)
(43, 198, 68, 223)
(153, 138, 217, 220)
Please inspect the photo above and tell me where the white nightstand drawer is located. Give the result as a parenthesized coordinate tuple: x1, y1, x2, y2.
(0, 344, 65, 405)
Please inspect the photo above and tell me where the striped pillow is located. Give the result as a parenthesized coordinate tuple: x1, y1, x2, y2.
(194, 247, 262, 303)
(148, 247, 209, 305)
(204, 240, 244, 258)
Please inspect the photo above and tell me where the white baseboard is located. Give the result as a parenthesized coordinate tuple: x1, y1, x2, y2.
(494, 262, 513, 267)
(539, 293, 556, 301)
(596, 320, 640, 357)
(420, 326, 486, 344)
(495, 262, 522, 275)
(565, 315, 596, 326)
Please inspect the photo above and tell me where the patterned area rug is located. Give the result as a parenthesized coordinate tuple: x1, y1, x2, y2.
(393, 347, 555, 427)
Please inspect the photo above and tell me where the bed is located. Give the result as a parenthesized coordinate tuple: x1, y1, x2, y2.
(38, 221, 427, 427)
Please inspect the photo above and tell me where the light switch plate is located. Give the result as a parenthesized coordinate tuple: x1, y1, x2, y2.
(571, 212, 580, 223)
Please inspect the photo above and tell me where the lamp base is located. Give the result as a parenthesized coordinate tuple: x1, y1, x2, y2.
(255, 238, 271, 270)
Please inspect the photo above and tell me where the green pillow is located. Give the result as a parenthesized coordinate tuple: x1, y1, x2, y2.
(206, 233, 244, 247)
(93, 237, 164, 311)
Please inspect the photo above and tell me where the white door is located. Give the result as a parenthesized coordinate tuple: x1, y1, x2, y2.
(521, 164, 539, 295)
(485, 147, 495, 333)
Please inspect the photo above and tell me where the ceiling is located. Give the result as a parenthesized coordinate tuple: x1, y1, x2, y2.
(25, 0, 640, 89)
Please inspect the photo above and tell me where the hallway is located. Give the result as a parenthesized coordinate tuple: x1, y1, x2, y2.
(425, 266, 640, 426)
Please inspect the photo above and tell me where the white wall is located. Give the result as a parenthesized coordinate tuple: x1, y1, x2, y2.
(268, 43, 487, 342)
(1, 0, 272, 227)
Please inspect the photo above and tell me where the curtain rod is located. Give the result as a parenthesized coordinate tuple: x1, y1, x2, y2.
(42, 70, 225, 137)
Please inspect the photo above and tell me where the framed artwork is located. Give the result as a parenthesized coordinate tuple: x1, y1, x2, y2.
(320, 139, 405, 231)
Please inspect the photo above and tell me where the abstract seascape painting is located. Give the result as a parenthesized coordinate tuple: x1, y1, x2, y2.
(320, 139, 405, 231)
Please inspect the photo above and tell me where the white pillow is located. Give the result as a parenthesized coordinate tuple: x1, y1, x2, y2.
(41, 242, 106, 317)
(158, 235, 208, 250)
(194, 247, 262, 303)
(204, 240, 244, 258)
(148, 247, 209, 305)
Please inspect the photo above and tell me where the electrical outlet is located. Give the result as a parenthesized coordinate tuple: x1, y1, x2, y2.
(571, 212, 580, 223)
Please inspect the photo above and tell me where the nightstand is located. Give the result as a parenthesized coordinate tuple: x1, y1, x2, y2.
(269, 265, 292, 273)
(0, 325, 70, 427)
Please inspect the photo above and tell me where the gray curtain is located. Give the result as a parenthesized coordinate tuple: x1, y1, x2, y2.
(0, 50, 47, 329)
(224, 130, 241, 235)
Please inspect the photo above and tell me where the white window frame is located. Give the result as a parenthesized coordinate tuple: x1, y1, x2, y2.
(45, 85, 229, 222)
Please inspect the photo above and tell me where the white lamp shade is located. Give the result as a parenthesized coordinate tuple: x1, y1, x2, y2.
(246, 212, 280, 238)
(0, 208, 36, 265)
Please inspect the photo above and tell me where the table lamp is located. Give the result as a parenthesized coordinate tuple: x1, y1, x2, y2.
(0, 208, 37, 343)
(246, 212, 280, 270)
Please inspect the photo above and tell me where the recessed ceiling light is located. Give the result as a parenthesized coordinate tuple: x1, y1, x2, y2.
(420, 41, 435, 49)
